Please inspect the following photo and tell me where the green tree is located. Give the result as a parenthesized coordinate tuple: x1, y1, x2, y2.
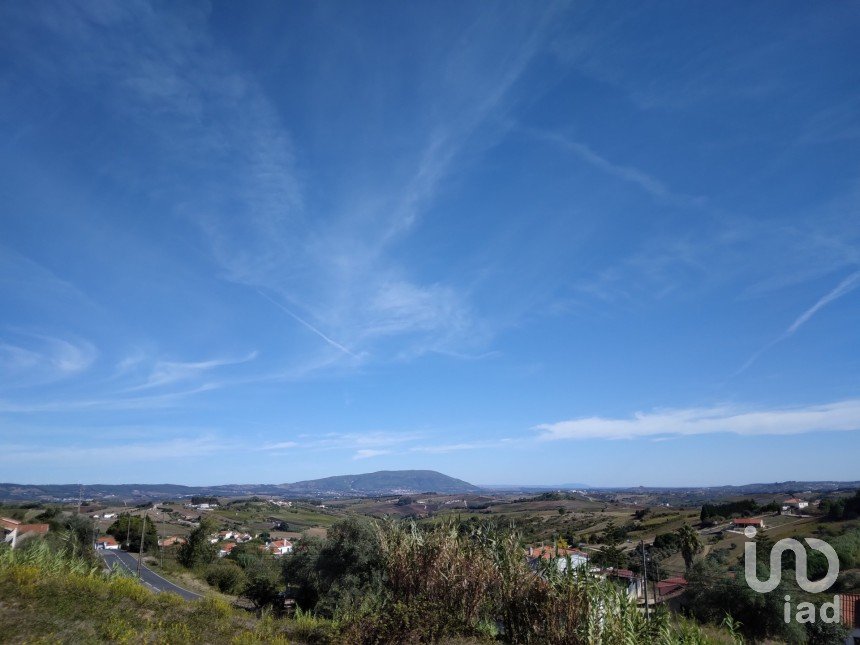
(676, 524, 702, 570)
(686, 559, 804, 642)
(282, 536, 324, 610)
(243, 559, 282, 610)
(205, 560, 247, 594)
(282, 516, 383, 617)
(653, 531, 680, 551)
(106, 514, 157, 553)
(805, 618, 849, 644)
(591, 543, 626, 569)
(177, 518, 218, 568)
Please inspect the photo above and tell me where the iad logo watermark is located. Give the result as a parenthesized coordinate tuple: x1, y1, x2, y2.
(743, 526, 841, 624)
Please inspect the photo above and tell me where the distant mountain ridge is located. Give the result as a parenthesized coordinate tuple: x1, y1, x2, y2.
(1, 475, 857, 503)
(282, 470, 481, 495)
(0, 470, 481, 501)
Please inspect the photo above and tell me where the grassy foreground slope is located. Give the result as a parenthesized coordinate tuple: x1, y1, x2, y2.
(0, 543, 334, 644)
(1, 529, 738, 644)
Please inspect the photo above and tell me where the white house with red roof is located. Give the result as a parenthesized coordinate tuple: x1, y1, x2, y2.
(781, 498, 808, 512)
(268, 539, 293, 556)
(218, 542, 237, 558)
(1, 517, 49, 549)
(527, 544, 589, 573)
(96, 535, 120, 550)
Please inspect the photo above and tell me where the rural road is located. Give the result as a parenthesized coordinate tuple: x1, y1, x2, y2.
(98, 549, 203, 601)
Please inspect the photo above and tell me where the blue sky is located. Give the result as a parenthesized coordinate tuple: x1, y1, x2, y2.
(1, 1, 859, 486)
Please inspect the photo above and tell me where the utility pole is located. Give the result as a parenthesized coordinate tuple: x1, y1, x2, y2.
(159, 513, 164, 569)
(137, 511, 147, 578)
(125, 511, 131, 550)
(641, 540, 650, 622)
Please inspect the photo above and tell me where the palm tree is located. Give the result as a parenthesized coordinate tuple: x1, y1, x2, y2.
(676, 524, 702, 570)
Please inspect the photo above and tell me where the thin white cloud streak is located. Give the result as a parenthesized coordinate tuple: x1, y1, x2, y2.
(409, 439, 516, 454)
(0, 383, 222, 413)
(189, 6, 558, 365)
(127, 351, 259, 391)
(260, 441, 299, 451)
(353, 449, 391, 460)
(256, 290, 360, 359)
(0, 333, 96, 383)
(737, 270, 860, 374)
(0, 436, 229, 463)
(534, 399, 860, 441)
(524, 127, 706, 207)
(257, 432, 424, 455)
(298, 431, 424, 451)
(786, 270, 860, 334)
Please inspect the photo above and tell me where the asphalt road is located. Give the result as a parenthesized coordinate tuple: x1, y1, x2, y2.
(98, 548, 203, 601)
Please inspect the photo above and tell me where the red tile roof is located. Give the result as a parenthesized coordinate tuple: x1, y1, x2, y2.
(842, 593, 860, 629)
(97, 536, 118, 545)
(656, 576, 688, 597)
(609, 568, 635, 579)
(732, 518, 763, 525)
(529, 545, 588, 560)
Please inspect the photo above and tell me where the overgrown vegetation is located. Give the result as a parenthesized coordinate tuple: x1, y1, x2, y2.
(820, 490, 860, 521)
(2, 512, 821, 644)
(699, 499, 779, 523)
(285, 517, 734, 643)
(106, 513, 158, 553)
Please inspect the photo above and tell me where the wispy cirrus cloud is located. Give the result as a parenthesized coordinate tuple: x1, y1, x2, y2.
(525, 127, 705, 207)
(149, 4, 558, 366)
(0, 383, 222, 414)
(0, 435, 230, 463)
(0, 333, 96, 385)
(127, 351, 259, 391)
(737, 270, 860, 374)
(353, 449, 391, 460)
(410, 439, 516, 454)
(534, 398, 860, 441)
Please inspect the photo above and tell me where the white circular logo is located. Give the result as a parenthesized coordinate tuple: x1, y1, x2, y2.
(744, 526, 757, 538)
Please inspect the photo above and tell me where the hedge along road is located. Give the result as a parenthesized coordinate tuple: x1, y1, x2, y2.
(98, 548, 203, 601)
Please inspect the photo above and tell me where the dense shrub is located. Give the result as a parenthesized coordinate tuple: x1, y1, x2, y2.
(204, 560, 247, 594)
(287, 518, 725, 644)
(820, 490, 860, 521)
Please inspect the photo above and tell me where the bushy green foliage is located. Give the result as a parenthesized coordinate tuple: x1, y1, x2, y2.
(190, 496, 219, 505)
(654, 531, 681, 551)
(284, 517, 726, 644)
(700, 499, 757, 522)
(204, 560, 247, 594)
(685, 559, 805, 643)
(1, 525, 740, 644)
(106, 513, 158, 553)
(283, 516, 383, 617)
(820, 490, 860, 521)
(177, 518, 218, 568)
